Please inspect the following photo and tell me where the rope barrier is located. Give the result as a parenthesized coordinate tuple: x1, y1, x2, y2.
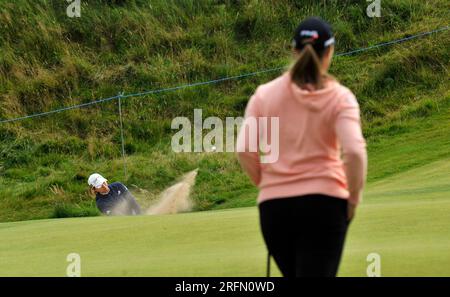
(0, 25, 448, 124)
(117, 92, 127, 179)
(0, 95, 120, 124)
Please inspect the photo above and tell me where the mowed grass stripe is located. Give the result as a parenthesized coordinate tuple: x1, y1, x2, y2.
(0, 159, 449, 276)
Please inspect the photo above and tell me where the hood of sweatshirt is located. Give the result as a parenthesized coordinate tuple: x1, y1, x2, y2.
(285, 72, 340, 112)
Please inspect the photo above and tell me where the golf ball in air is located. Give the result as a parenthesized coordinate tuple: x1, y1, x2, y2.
(212, 146, 216, 152)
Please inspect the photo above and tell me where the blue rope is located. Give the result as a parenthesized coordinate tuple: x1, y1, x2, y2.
(120, 67, 285, 99)
(0, 95, 120, 124)
(0, 26, 448, 124)
(336, 26, 449, 57)
(117, 93, 127, 179)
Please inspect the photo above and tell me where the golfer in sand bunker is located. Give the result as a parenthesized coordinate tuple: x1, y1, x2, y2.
(88, 170, 198, 216)
(88, 173, 142, 216)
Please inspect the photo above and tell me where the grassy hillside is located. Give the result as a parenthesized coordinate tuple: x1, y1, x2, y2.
(1, 158, 449, 276)
(0, 0, 449, 222)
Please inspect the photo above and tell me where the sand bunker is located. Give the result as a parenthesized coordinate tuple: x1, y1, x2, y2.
(145, 169, 198, 215)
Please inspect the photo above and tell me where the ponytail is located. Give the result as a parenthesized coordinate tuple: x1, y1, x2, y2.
(290, 44, 325, 89)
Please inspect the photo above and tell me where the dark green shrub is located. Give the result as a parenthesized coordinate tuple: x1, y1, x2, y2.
(37, 137, 86, 155)
(52, 203, 100, 218)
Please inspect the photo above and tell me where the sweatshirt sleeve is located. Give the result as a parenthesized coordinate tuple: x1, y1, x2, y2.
(335, 95, 368, 205)
(236, 93, 261, 186)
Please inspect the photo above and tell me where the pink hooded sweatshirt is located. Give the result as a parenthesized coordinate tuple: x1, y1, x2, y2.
(236, 71, 367, 205)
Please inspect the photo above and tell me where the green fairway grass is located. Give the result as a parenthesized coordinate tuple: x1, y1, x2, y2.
(0, 158, 449, 277)
(0, 0, 448, 277)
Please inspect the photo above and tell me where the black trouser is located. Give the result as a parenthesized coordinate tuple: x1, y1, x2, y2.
(258, 194, 351, 277)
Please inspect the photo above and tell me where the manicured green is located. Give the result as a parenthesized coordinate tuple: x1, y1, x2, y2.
(0, 158, 449, 276)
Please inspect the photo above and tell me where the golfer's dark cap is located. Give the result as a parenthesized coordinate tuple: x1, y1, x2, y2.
(292, 17, 335, 52)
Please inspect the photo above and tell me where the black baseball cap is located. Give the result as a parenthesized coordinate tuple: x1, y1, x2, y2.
(292, 17, 335, 52)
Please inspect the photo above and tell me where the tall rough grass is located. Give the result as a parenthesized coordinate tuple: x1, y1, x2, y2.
(0, 0, 449, 221)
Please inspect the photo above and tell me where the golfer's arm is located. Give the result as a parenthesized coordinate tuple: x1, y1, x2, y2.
(236, 148, 261, 186)
(236, 94, 261, 186)
(336, 105, 367, 205)
(97, 203, 110, 215)
(131, 198, 141, 214)
(126, 191, 142, 214)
